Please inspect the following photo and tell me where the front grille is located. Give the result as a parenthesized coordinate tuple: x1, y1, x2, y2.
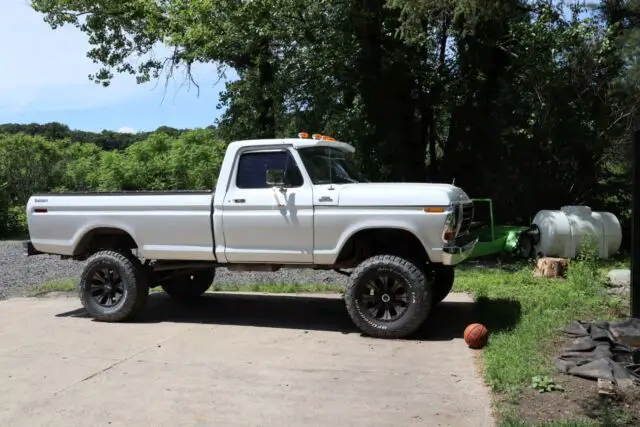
(458, 202, 474, 235)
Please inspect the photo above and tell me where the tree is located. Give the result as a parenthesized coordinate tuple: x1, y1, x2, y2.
(28, 0, 640, 238)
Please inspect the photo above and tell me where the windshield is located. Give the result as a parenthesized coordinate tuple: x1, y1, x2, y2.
(297, 146, 368, 185)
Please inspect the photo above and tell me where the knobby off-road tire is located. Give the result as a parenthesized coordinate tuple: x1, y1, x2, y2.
(432, 265, 454, 305)
(345, 255, 433, 339)
(160, 269, 215, 300)
(78, 249, 150, 322)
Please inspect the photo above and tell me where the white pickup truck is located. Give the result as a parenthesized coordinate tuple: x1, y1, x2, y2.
(23, 134, 476, 338)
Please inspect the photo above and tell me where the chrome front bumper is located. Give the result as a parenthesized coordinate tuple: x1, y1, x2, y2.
(441, 232, 478, 266)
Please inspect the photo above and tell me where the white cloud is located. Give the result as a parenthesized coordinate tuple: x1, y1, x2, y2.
(117, 127, 137, 134)
(0, 2, 231, 117)
(0, 2, 139, 114)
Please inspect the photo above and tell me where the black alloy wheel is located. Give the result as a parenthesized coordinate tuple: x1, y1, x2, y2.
(88, 266, 125, 308)
(357, 274, 409, 322)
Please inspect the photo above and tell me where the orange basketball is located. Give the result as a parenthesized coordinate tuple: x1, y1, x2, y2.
(464, 323, 489, 349)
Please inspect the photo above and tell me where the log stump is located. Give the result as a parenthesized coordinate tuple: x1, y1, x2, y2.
(533, 257, 568, 278)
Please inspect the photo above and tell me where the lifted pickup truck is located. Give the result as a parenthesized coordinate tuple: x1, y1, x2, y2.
(24, 133, 476, 338)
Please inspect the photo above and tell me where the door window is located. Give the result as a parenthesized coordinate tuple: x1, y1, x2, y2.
(235, 150, 303, 189)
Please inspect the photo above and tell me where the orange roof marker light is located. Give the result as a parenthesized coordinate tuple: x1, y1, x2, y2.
(298, 132, 337, 141)
(311, 133, 337, 141)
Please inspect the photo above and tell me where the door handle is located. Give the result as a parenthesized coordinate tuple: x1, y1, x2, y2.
(233, 199, 246, 203)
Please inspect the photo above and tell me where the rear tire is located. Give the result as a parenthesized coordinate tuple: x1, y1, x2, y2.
(78, 249, 149, 322)
(344, 255, 432, 339)
(160, 269, 215, 299)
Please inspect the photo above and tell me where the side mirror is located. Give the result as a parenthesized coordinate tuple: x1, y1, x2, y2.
(266, 168, 285, 187)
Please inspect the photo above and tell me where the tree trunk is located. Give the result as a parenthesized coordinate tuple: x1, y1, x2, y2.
(533, 257, 569, 279)
(255, 37, 276, 139)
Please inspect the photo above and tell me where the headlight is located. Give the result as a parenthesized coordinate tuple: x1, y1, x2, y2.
(442, 204, 459, 242)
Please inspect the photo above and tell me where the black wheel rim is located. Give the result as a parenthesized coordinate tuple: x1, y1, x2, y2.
(88, 265, 125, 307)
(357, 274, 409, 322)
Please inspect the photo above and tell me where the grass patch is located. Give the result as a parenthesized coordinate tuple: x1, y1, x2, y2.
(499, 404, 637, 427)
(455, 258, 625, 396)
(28, 279, 343, 297)
(498, 415, 599, 427)
(210, 282, 343, 293)
(0, 232, 29, 241)
(27, 279, 77, 296)
(455, 249, 633, 425)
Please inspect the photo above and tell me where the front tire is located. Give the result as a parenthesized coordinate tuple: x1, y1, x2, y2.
(432, 265, 454, 304)
(78, 250, 149, 322)
(344, 255, 433, 339)
(160, 269, 215, 299)
(516, 233, 534, 259)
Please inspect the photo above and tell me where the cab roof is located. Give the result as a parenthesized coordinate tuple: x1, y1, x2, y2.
(228, 137, 356, 153)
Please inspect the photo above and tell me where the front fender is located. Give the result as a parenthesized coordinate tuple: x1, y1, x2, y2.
(329, 219, 439, 264)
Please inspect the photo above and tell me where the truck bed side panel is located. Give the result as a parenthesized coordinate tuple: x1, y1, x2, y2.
(26, 192, 216, 261)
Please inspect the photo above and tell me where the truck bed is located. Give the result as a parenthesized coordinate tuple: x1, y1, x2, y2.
(26, 191, 216, 261)
(31, 190, 212, 196)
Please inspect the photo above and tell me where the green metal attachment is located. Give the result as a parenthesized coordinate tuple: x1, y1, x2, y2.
(467, 198, 531, 259)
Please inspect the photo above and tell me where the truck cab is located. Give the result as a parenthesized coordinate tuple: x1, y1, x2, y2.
(213, 134, 474, 267)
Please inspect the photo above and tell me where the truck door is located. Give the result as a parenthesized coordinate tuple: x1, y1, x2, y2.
(221, 147, 314, 263)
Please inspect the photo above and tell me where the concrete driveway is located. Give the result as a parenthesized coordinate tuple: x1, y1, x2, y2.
(0, 292, 495, 427)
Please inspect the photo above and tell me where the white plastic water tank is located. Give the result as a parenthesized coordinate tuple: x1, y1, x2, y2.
(531, 205, 622, 259)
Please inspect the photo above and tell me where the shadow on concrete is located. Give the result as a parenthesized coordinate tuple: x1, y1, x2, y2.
(56, 292, 521, 341)
(414, 295, 521, 340)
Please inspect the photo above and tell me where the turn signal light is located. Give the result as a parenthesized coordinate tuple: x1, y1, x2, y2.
(423, 207, 446, 213)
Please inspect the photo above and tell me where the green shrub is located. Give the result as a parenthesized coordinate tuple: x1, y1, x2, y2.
(0, 129, 228, 238)
(6, 205, 27, 236)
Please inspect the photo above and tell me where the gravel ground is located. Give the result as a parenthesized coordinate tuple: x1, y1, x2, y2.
(0, 240, 349, 300)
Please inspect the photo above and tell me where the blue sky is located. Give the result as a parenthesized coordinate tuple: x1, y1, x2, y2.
(0, 2, 236, 133)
